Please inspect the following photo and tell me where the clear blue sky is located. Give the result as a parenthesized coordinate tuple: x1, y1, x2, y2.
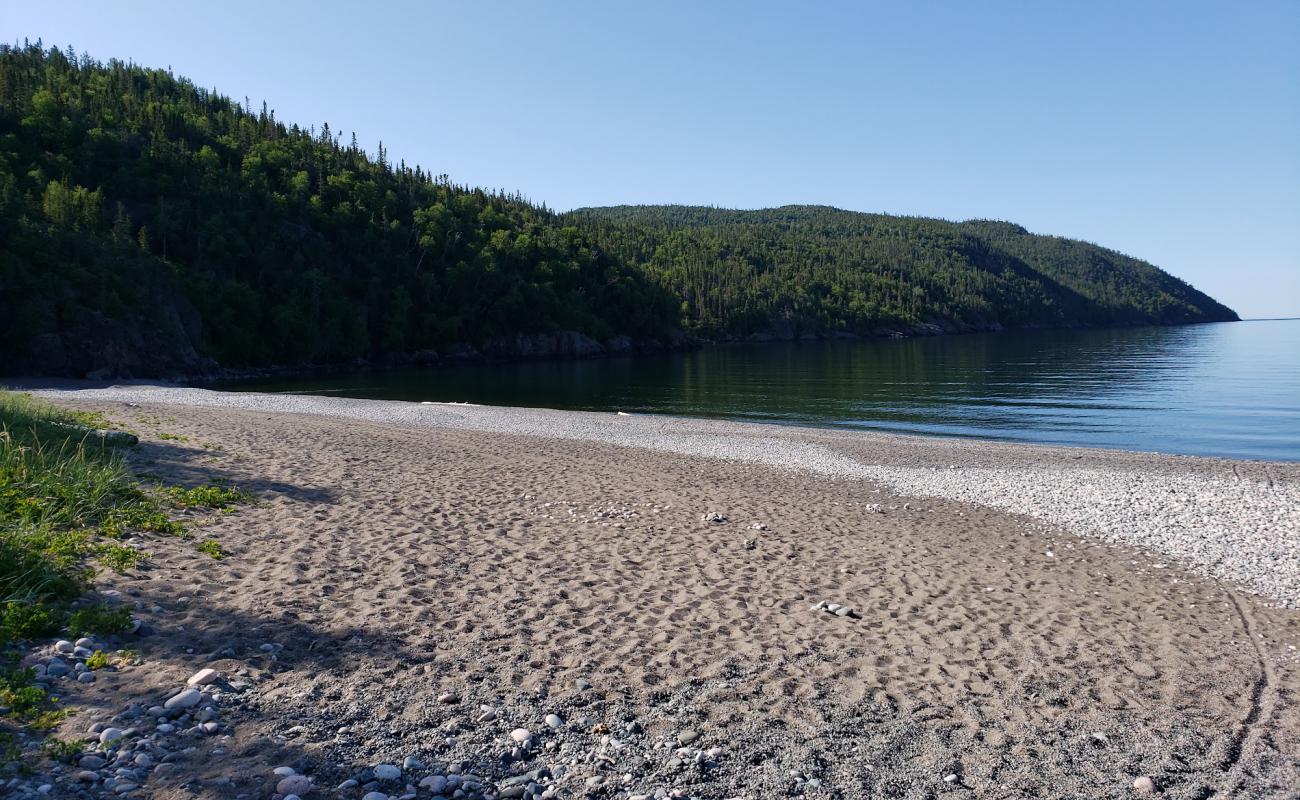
(5, 1, 1298, 317)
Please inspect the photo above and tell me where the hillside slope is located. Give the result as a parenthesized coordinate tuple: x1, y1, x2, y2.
(0, 44, 679, 377)
(0, 45, 1236, 378)
(566, 205, 1237, 339)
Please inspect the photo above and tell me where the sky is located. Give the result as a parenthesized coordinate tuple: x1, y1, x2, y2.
(4, 1, 1298, 318)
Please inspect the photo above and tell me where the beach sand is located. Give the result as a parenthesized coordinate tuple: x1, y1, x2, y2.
(25, 389, 1300, 799)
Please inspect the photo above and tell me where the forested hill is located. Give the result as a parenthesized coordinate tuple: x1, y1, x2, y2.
(0, 44, 679, 377)
(565, 205, 1238, 340)
(0, 45, 1235, 378)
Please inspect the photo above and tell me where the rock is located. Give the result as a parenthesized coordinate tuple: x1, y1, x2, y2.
(944, 773, 959, 784)
(419, 775, 447, 793)
(99, 727, 125, 745)
(273, 766, 297, 777)
(1133, 776, 1156, 793)
(402, 755, 422, 771)
(678, 730, 699, 745)
(155, 723, 175, 734)
(362, 793, 389, 800)
(373, 764, 402, 781)
(54, 640, 75, 654)
(74, 637, 95, 649)
(164, 688, 202, 710)
(575, 678, 592, 690)
(187, 668, 219, 686)
(277, 774, 313, 795)
(114, 783, 138, 794)
(79, 755, 107, 769)
(437, 692, 460, 704)
(77, 671, 96, 683)
(544, 713, 564, 729)
(510, 728, 532, 744)
(476, 708, 497, 723)
(201, 721, 220, 734)
(46, 658, 71, 678)
(74, 770, 99, 783)
(701, 512, 728, 524)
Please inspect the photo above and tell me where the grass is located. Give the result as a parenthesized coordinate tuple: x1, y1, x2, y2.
(159, 484, 251, 510)
(66, 605, 132, 638)
(0, 390, 248, 762)
(196, 539, 225, 559)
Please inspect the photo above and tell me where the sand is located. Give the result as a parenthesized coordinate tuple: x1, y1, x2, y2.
(19, 387, 1300, 799)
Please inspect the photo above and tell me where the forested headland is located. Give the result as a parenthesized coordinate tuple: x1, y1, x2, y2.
(0, 44, 1236, 378)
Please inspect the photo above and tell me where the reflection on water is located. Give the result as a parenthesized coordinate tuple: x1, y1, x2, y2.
(221, 320, 1300, 461)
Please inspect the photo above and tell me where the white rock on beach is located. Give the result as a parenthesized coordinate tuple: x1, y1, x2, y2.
(187, 668, 219, 686)
(164, 688, 202, 709)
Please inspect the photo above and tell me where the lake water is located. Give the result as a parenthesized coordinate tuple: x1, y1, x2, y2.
(221, 319, 1300, 462)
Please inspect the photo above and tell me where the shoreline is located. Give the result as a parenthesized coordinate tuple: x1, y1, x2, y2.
(25, 383, 1300, 608)
(11, 386, 1300, 798)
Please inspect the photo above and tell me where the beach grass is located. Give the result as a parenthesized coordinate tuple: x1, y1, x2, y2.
(0, 390, 246, 749)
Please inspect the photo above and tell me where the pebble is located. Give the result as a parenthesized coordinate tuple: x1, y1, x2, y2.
(79, 755, 106, 769)
(54, 640, 75, 654)
(373, 764, 402, 781)
(678, 730, 699, 745)
(277, 774, 313, 795)
(273, 766, 297, 777)
(544, 714, 564, 729)
(437, 692, 460, 704)
(99, 727, 125, 745)
(74, 771, 98, 783)
(510, 728, 532, 744)
(419, 775, 447, 793)
(187, 668, 219, 686)
(77, 672, 96, 684)
(362, 793, 389, 800)
(164, 688, 202, 710)
(1133, 776, 1156, 793)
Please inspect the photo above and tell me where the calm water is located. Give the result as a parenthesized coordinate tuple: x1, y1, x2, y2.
(221, 319, 1300, 462)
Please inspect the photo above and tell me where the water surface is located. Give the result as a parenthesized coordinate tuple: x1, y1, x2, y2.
(220, 319, 1300, 461)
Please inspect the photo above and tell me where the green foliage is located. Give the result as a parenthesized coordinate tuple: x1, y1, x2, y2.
(65, 605, 131, 638)
(0, 44, 676, 375)
(40, 736, 83, 763)
(565, 206, 1238, 337)
(159, 484, 250, 510)
(0, 666, 45, 718)
(96, 543, 144, 572)
(196, 539, 224, 559)
(84, 650, 109, 670)
(0, 44, 1237, 378)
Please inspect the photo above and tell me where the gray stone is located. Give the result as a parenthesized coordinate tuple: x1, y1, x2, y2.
(99, 727, 125, 745)
(164, 688, 201, 710)
(277, 775, 312, 795)
(373, 764, 402, 781)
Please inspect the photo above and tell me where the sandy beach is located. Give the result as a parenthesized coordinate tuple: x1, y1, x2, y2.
(17, 386, 1300, 799)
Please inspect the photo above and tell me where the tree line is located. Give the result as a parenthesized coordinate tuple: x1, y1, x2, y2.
(0, 44, 1236, 376)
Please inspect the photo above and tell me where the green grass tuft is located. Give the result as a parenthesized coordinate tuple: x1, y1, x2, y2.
(66, 605, 132, 638)
(196, 539, 225, 559)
